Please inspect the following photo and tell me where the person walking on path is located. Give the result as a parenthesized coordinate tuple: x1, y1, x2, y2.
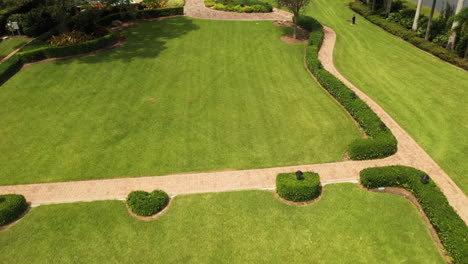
(352, 14, 356, 24)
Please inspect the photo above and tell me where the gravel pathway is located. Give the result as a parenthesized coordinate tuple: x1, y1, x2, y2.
(0, 13, 466, 224)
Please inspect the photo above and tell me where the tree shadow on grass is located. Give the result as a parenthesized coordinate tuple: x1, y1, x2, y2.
(54, 16, 199, 66)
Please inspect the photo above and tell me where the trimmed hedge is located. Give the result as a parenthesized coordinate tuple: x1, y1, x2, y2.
(276, 172, 321, 202)
(127, 190, 170, 216)
(0, 194, 28, 226)
(17, 30, 117, 63)
(302, 16, 397, 160)
(349, 1, 468, 71)
(97, 7, 184, 26)
(0, 30, 117, 86)
(360, 166, 468, 264)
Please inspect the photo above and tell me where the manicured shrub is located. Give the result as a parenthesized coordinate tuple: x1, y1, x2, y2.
(7, 6, 55, 37)
(127, 190, 170, 216)
(360, 166, 468, 264)
(0, 194, 28, 226)
(349, 1, 468, 70)
(207, 0, 272, 13)
(276, 172, 321, 202)
(303, 15, 398, 159)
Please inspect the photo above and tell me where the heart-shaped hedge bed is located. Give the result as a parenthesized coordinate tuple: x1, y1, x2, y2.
(126, 190, 169, 217)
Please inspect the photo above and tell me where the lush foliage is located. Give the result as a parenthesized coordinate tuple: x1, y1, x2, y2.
(0, 185, 444, 262)
(127, 190, 169, 216)
(205, 0, 273, 13)
(0, 194, 28, 226)
(6, 5, 55, 36)
(0, 0, 42, 35)
(302, 15, 397, 160)
(0, 19, 361, 185)
(97, 6, 184, 25)
(350, 1, 468, 70)
(276, 172, 321, 202)
(360, 166, 468, 264)
(48, 30, 94, 47)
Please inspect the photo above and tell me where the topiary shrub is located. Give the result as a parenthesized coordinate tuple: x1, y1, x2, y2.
(126, 190, 169, 216)
(360, 166, 468, 264)
(276, 172, 321, 202)
(0, 194, 28, 226)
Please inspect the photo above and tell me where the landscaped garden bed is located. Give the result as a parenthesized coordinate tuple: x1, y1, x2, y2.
(205, 0, 273, 13)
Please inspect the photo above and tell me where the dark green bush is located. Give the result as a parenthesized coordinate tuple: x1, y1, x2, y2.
(276, 172, 321, 202)
(349, 1, 468, 70)
(97, 7, 184, 26)
(303, 15, 397, 159)
(360, 166, 468, 264)
(0, 194, 28, 226)
(127, 190, 170, 216)
(0, 0, 44, 35)
(207, 0, 272, 13)
(7, 6, 55, 37)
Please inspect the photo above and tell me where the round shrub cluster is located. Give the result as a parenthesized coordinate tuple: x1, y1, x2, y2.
(276, 172, 321, 202)
(0, 194, 28, 226)
(126, 190, 169, 216)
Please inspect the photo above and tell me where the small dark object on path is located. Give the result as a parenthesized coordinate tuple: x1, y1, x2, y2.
(296, 171, 304, 180)
(352, 14, 356, 25)
(421, 174, 430, 184)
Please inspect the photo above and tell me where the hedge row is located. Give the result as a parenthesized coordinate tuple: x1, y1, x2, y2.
(0, 194, 28, 226)
(0, 30, 117, 85)
(127, 190, 170, 216)
(276, 172, 321, 202)
(97, 7, 184, 26)
(349, 1, 468, 71)
(300, 16, 397, 160)
(360, 166, 468, 264)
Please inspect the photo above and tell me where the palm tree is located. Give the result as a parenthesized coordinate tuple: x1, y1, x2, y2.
(385, 0, 393, 17)
(412, 0, 424, 31)
(450, 7, 468, 57)
(446, 0, 465, 50)
(425, 0, 437, 40)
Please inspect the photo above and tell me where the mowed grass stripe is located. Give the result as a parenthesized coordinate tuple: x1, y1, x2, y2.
(0, 18, 361, 185)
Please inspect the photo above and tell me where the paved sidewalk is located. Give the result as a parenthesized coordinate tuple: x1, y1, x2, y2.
(184, 0, 292, 21)
(0, 17, 466, 225)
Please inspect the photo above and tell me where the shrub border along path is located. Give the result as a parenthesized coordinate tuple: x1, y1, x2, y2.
(0, 9, 466, 226)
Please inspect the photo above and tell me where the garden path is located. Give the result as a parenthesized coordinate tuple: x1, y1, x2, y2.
(0, 12, 466, 225)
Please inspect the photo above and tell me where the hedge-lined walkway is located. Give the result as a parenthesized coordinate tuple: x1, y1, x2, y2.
(184, 0, 292, 20)
(0, 19, 466, 225)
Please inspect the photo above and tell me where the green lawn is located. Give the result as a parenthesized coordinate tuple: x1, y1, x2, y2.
(0, 17, 361, 185)
(0, 184, 444, 263)
(304, 0, 468, 194)
(0, 37, 30, 60)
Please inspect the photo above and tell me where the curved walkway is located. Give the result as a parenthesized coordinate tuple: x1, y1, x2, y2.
(0, 18, 466, 224)
(184, 0, 292, 20)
